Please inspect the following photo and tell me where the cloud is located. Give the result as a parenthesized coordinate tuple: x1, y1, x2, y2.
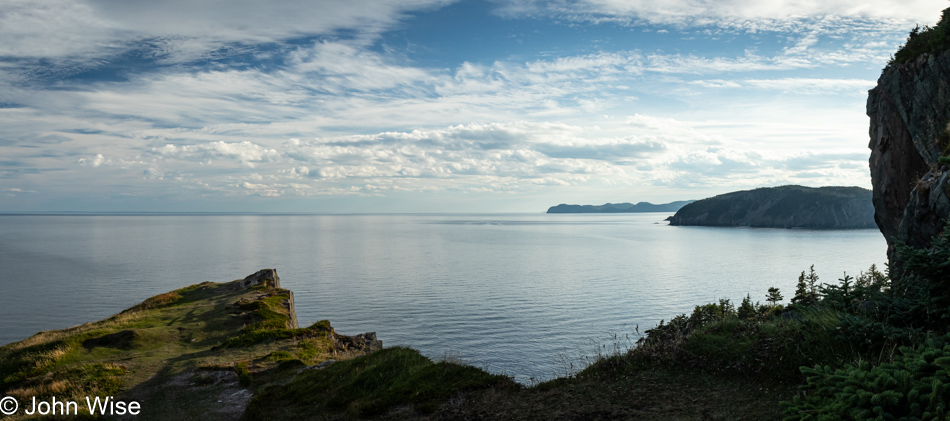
(0, 0, 893, 210)
(1, 0, 451, 63)
(535, 139, 666, 161)
(155, 141, 280, 165)
(492, 0, 943, 25)
(77, 153, 107, 167)
(290, 42, 436, 93)
(690, 77, 876, 94)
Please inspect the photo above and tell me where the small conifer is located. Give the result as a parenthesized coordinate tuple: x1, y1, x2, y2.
(737, 294, 756, 320)
(766, 287, 783, 305)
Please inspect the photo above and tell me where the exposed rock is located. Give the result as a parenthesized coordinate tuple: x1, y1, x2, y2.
(668, 185, 875, 229)
(2, 269, 385, 421)
(868, 50, 950, 269)
(335, 332, 383, 353)
(234, 268, 298, 329)
(303, 359, 337, 370)
(238, 268, 281, 289)
(284, 291, 299, 330)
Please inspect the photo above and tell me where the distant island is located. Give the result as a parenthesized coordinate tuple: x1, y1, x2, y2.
(547, 200, 694, 214)
(668, 185, 875, 229)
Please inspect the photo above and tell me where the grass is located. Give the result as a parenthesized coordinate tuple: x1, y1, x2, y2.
(0, 273, 874, 421)
(244, 346, 519, 420)
(0, 275, 345, 420)
(2, 264, 929, 420)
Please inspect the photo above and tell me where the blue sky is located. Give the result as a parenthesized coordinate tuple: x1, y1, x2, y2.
(0, 0, 945, 213)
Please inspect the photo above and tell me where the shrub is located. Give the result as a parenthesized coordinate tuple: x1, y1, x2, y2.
(891, 7, 950, 64)
(889, 225, 950, 331)
(738, 294, 757, 320)
(784, 336, 950, 420)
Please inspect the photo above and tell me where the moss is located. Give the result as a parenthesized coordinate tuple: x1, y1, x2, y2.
(235, 362, 252, 387)
(266, 351, 295, 363)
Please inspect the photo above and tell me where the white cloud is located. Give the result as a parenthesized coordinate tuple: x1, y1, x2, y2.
(77, 153, 107, 167)
(156, 141, 279, 164)
(0, 0, 897, 210)
(493, 0, 943, 25)
(290, 42, 436, 93)
(0, 0, 451, 62)
(691, 77, 876, 94)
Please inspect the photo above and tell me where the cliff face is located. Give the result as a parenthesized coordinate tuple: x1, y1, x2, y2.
(867, 51, 950, 268)
(668, 185, 875, 229)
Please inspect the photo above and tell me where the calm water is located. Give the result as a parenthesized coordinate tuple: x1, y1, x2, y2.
(0, 213, 886, 382)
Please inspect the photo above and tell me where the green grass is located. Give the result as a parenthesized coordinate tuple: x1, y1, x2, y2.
(0, 277, 344, 420)
(244, 346, 519, 419)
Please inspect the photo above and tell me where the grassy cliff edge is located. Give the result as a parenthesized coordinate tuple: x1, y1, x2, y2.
(0, 270, 799, 421)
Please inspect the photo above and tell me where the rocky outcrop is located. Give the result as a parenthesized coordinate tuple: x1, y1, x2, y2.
(239, 268, 282, 289)
(868, 51, 950, 269)
(335, 332, 383, 353)
(236, 268, 298, 329)
(668, 185, 875, 229)
(1, 270, 385, 421)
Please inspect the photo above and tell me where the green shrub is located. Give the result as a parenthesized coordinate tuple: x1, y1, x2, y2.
(889, 225, 950, 331)
(738, 294, 757, 320)
(784, 336, 950, 420)
(891, 7, 950, 65)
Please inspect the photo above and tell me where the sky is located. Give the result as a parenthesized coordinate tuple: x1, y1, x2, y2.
(0, 0, 946, 213)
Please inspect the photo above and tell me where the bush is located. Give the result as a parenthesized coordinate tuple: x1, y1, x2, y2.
(784, 336, 950, 420)
(891, 7, 950, 64)
(889, 225, 950, 331)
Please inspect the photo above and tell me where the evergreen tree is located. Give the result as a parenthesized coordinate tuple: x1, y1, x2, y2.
(805, 265, 819, 298)
(792, 271, 809, 306)
(766, 287, 783, 305)
(737, 294, 756, 320)
(791, 265, 820, 306)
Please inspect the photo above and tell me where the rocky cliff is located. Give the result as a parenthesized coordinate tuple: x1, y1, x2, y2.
(868, 50, 950, 268)
(0, 269, 382, 420)
(239, 268, 298, 329)
(668, 185, 875, 229)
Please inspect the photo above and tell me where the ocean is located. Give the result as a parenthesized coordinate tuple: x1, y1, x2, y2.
(0, 213, 885, 382)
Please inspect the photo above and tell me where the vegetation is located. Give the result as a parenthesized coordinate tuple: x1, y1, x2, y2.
(601, 222, 950, 420)
(891, 7, 950, 65)
(244, 347, 518, 419)
(788, 338, 950, 420)
(546, 200, 693, 214)
(668, 185, 875, 229)
(4, 222, 950, 419)
(0, 278, 344, 420)
(5, 225, 949, 420)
